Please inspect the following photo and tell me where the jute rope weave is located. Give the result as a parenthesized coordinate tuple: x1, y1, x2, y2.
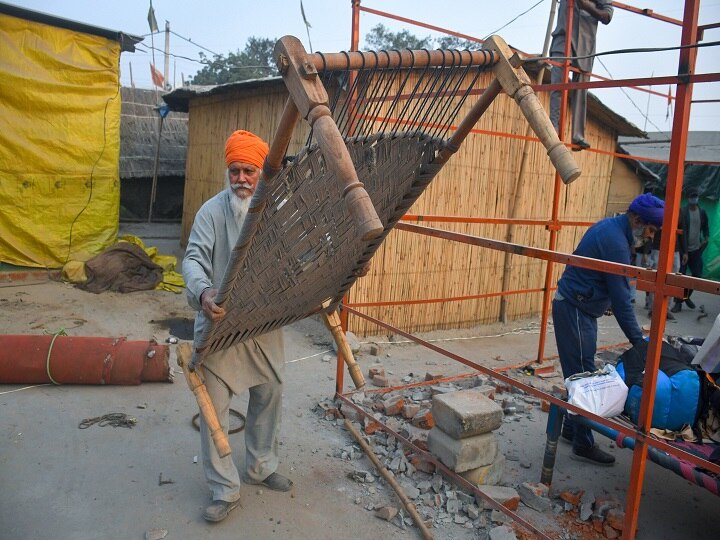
(196, 134, 443, 356)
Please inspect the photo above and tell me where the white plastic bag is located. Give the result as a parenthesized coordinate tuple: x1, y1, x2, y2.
(565, 364, 628, 418)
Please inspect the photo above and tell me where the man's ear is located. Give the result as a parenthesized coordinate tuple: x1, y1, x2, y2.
(627, 213, 642, 228)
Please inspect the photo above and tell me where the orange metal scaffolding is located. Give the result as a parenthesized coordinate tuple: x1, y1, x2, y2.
(334, 1, 720, 539)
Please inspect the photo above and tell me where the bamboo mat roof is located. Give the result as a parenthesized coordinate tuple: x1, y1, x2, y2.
(120, 87, 188, 180)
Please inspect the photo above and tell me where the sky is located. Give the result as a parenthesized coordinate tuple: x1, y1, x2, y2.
(7, 0, 720, 133)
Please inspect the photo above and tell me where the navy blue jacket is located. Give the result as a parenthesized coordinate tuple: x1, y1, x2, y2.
(556, 214, 643, 344)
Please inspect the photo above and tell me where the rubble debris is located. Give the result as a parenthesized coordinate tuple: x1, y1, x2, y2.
(375, 506, 399, 521)
(145, 528, 168, 540)
(518, 482, 552, 513)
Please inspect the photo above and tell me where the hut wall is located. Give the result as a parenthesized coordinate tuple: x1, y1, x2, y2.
(607, 157, 643, 217)
(180, 73, 618, 337)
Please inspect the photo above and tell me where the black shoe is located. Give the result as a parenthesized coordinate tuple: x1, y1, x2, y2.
(560, 433, 573, 445)
(670, 302, 682, 313)
(685, 298, 696, 309)
(571, 137, 591, 151)
(570, 445, 615, 466)
(243, 471, 293, 492)
(203, 499, 241, 522)
(666, 311, 675, 321)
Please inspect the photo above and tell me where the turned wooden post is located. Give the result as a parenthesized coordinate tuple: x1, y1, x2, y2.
(483, 35, 581, 184)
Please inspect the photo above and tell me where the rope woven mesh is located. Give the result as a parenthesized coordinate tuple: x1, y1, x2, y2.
(197, 134, 443, 356)
(194, 52, 497, 359)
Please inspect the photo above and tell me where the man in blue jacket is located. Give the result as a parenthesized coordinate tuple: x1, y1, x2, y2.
(553, 193, 664, 465)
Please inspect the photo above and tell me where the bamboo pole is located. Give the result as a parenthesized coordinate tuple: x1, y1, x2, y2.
(499, 0, 558, 323)
(344, 419, 434, 540)
(177, 343, 231, 458)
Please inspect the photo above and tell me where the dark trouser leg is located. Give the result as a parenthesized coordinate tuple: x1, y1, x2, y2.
(685, 249, 704, 299)
(552, 299, 598, 451)
(570, 72, 589, 142)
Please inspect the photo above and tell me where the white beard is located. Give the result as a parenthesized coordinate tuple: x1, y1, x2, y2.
(225, 171, 252, 223)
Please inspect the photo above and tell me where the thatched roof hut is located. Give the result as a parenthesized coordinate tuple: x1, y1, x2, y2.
(119, 87, 188, 221)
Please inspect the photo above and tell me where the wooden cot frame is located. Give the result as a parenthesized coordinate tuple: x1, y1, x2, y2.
(182, 33, 581, 462)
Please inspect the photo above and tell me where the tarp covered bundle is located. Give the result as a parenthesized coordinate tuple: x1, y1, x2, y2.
(0, 11, 122, 267)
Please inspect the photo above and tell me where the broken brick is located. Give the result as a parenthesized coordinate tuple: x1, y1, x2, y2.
(410, 408, 434, 429)
(371, 374, 390, 387)
(383, 396, 405, 416)
(606, 509, 625, 531)
(375, 506, 398, 521)
(368, 366, 385, 379)
(541, 400, 551, 413)
(559, 489, 584, 506)
(603, 524, 619, 539)
(410, 456, 436, 474)
(425, 371, 444, 381)
(402, 403, 421, 419)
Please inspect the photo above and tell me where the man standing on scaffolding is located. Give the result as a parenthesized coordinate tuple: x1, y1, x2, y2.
(549, 0, 614, 151)
(552, 194, 664, 465)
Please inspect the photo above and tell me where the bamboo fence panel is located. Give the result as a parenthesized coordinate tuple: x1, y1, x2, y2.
(347, 70, 617, 336)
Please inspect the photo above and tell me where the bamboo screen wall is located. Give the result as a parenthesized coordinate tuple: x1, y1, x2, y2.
(181, 73, 617, 337)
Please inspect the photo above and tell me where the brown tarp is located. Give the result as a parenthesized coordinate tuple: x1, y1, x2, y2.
(80, 242, 163, 293)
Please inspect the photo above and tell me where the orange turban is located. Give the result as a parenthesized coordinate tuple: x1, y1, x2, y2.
(224, 130, 269, 168)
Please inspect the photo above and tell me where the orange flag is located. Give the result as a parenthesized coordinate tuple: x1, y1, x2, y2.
(150, 63, 164, 88)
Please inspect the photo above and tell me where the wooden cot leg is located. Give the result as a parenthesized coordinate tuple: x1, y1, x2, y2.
(274, 35, 384, 241)
(177, 343, 232, 458)
(321, 308, 366, 390)
(483, 35, 581, 185)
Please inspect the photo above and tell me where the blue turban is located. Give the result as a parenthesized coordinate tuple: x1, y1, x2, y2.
(629, 193, 664, 227)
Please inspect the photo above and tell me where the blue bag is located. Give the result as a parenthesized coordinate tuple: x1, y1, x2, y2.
(616, 341, 700, 431)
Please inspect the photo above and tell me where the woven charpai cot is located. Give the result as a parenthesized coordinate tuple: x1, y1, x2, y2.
(191, 35, 580, 364)
(199, 135, 442, 357)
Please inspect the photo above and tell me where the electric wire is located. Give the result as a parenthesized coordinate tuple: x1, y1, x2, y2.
(526, 39, 720, 64)
(481, 0, 546, 41)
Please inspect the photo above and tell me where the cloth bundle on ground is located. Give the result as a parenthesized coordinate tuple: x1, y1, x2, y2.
(79, 242, 164, 293)
(616, 340, 701, 431)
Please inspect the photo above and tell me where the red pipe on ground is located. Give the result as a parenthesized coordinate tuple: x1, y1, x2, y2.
(0, 335, 171, 385)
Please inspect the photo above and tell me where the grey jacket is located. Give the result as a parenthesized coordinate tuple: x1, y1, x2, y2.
(183, 189, 284, 393)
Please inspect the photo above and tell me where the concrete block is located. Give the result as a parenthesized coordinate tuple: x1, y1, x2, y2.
(427, 427, 497, 472)
(459, 453, 506, 486)
(432, 388, 503, 438)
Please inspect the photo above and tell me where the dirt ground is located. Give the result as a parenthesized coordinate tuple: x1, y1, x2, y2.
(1, 223, 718, 540)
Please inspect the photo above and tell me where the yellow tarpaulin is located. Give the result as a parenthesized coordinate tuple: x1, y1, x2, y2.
(0, 13, 121, 268)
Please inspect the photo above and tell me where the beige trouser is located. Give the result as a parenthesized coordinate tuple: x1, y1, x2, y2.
(199, 369, 282, 502)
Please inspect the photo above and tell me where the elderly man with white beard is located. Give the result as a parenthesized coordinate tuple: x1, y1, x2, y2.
(183, 129, 291, 523)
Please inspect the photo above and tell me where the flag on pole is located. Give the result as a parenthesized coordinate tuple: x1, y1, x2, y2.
(150, 63, 164, 88)
(147, 1, 159, 33)
(300, 0, 313, 53)
(666, 86, 673, 120)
